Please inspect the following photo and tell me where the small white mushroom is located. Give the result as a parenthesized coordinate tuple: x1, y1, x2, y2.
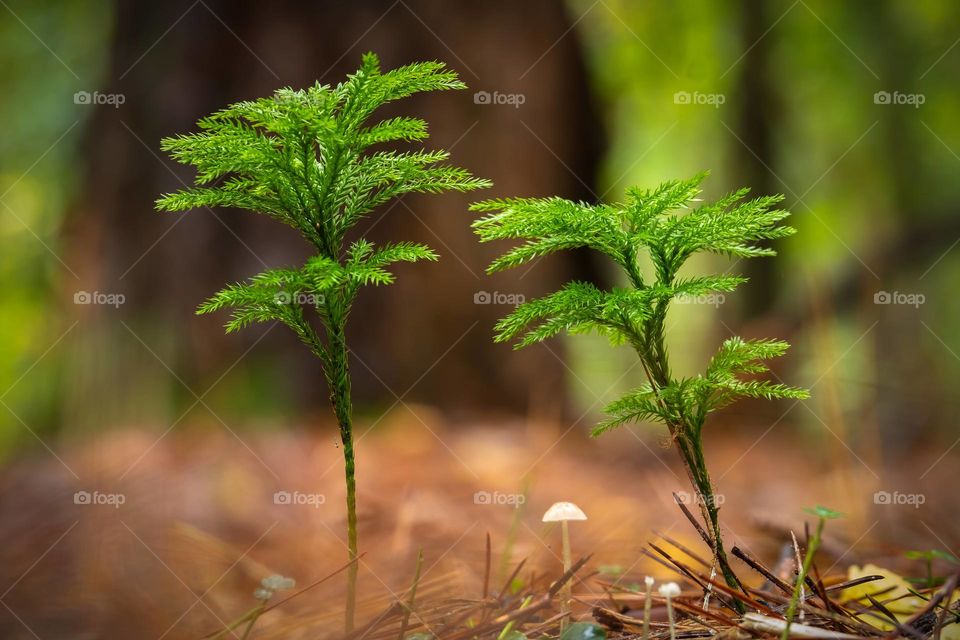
(255, 574, 296, 601)
(542, 502, 587, 523)
(542, 501, 587, 626)
(658, 582, 681, 640)
(642, 576, 655, 640)
(261, 574, 296, 591)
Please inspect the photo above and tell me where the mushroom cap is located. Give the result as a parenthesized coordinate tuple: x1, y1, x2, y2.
(542, 501, 587, 522)
(658, 582, 681, 598)
(262, 574, 296, 591)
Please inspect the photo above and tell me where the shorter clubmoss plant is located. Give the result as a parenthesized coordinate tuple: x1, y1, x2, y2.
(473, 174, 808, 608)
(781, 506, 842, 639)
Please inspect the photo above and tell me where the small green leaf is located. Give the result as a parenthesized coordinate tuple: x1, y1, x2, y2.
(597, 564, 625, 577)
(804, 505, 844, 520)
(560, 622, 607, 640)
(905, 549, 960, 564)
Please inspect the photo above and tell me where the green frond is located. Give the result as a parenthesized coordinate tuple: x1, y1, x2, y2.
(486, 236, 592, 272)
(473, 174, 792, 283)
(706, 337, 792, 378)
(623, 172, 706, 230)
(359, 241, 439, 267)
(338, 240, 439, 288)
(159, 53, 487, 252)
(163, 52, 489, 364)
(156, 181, 297, 229)
(474, 174, 806, 443)
(472, 197, 628, 270)
(660, 274, 749, 301)
(592, 384, 665, 435)
(664, 191, 793, 261)
(695, 337, 809, 412)
(494, 281, 649, 348)
(359, 117, 429, 146)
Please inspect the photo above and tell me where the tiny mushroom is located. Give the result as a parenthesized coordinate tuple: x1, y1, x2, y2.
(642, 576, 655, 640)
(255, 574, 296, 601)
(543, 501, 587, 624)
(658, 582, 681, 640)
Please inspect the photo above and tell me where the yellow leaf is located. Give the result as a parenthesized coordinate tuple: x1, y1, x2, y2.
(841, 564, 959, 637)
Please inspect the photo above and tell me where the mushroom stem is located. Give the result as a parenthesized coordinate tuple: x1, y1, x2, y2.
(561, 519, 572, 622)
(642, 577, 654, 640)
(541, 500, 586, 631)
(665, 594, 676, 640)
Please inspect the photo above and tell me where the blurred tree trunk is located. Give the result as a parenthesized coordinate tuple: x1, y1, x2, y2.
(729, 0, 779, 318)
(863, 1, 939, 452)
(62, 0, 602, 429)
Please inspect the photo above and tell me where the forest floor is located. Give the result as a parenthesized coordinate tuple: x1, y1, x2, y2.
(0, 407, 956, 639)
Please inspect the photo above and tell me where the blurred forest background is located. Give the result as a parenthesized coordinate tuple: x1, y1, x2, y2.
(2, 0, 959, 464)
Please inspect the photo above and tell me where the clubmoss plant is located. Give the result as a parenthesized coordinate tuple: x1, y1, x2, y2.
(472, 173, 808, 607)
(157, 53, 490, 630)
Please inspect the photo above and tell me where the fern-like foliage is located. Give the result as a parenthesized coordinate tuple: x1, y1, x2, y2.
(472, 172, 807, 435)
(158, 53, 490, 632)
(473, 173, 807, 601)
(158, 52, 489, 369)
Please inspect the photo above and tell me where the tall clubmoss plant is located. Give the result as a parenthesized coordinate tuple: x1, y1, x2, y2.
(158, 53, 490, 630)
(472, 174, 808, 605)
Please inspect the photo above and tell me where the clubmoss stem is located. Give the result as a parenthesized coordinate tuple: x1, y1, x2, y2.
(328, 322, 358, 633)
